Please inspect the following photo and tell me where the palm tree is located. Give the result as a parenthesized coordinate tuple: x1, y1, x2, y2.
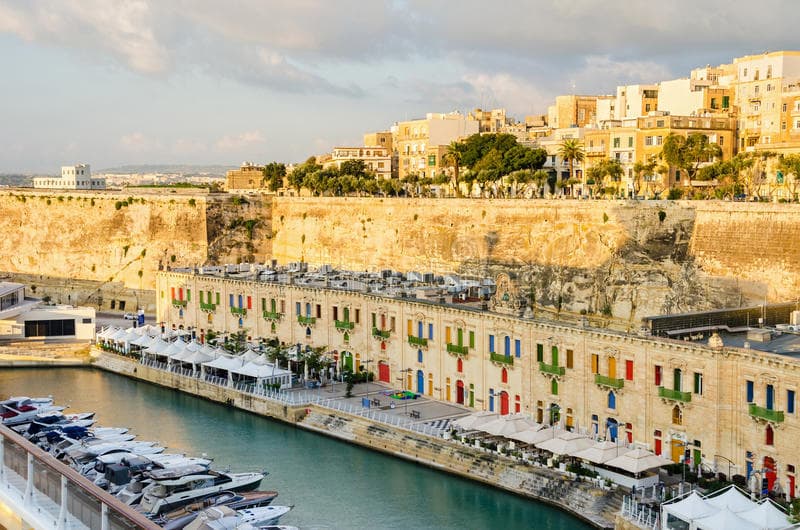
(558, 138, 585, 197)
(443, 141, 463, 197)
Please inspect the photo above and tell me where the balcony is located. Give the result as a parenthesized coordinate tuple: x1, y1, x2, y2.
(262, 310, 282, 320)
(171, 299, 187, 308)
(230, 306, 247, 316)
(199, 302, 216, 312)
(595, 374, 624, 389)
(658, 386, 692, 403)
(372, 327, 390, 339)
(297, 315, 316, 326)
(490, 352, 513, 366)
(408, 335, 428, 347)
(446, 343, 469, 356)
(539, 362, 565, 376)
(749, 403, 784, 423)
(335, 320, 355, 331)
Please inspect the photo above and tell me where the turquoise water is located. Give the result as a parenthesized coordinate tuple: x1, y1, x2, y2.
(0, 368, 591, 530)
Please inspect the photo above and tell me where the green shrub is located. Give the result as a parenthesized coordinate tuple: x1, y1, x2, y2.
(667, 188, 684, 200)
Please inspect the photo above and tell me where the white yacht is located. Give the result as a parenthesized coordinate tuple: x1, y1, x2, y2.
(1, 396, 62, 426)
(184, 505, 291, 530)
(137, 465, 265, 516)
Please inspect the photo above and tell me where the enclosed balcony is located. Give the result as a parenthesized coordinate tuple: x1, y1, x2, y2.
(335, 320, 355, 331)
(199, 302, 216, 312)
(408, 335, 428, 347)
(539, 362, 565, 376)
(263, 310, 282, 320)
(490, 352, 513, 366)
(658, 387, 691, 403)
(372, 327, 390, 339)
(749, 403, 784, 423)
(594, 374, 624, 389)
(230, 306, 247, 316)
(297, 315, 316, 326)
(446, 343, 469, 356)
(171, 299, 187, 308)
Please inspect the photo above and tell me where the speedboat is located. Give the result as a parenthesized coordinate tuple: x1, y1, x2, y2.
(159, 490, 279, 530)
(137, 465, 265, 516)
(183, 505, 291, 530)
(91, 453, 214, 488)
(1, 396, 63, 426)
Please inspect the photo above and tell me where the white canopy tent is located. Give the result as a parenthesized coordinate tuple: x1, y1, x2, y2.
(693, 507, 759, 530)
(663, 491, 719, 529)
(479, 415, 540, 437)
(738, 499, 791, 529)
(571, 440, 632, 464)
(535, 431, 594, 456)
(508, 427, 547, 445)
(452, 412, 499, 431)
(703, 486, 758, 513)
(229, 361, 293, 389)
(604, 447, 672, 475)
(527, 426, 567, 445)
(662, 486, 791, 530)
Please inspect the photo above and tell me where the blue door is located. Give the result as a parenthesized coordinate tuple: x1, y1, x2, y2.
(416, 370, 424, 394)
(607, 419, 618, 442)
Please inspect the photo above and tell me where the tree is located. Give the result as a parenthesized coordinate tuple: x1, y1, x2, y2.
(632, 160, 657, 198)
(557, 138, 585, 197)
(287, 157, 321, 194)
(586, 159, 623, 197)
(443, 141, 464, 197)
(779, 154, 800, 201)
(660, 133, 723, 193)
(262, 162, 287, 192)
(532, 170, 550, 198)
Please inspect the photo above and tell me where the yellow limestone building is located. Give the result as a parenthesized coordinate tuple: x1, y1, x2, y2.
(158, 267, 800, 497)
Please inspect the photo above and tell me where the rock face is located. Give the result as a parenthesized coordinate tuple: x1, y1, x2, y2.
(0, 190, 272, 293)
(2, 190, 799, 322)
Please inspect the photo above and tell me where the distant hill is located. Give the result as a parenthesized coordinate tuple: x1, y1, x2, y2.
(0, 174, 33, 187)
(98, 164, 236, 176)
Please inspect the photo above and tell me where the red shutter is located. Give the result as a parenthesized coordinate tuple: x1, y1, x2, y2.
(655, 365, 662, 386)
(625, 360, 634, 380)
(247, 296, 252, 310)
(171, 287, 175, 300)
(179, 288, 183, 301)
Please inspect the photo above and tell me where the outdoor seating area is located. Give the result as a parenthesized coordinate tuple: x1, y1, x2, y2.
(451, 412, 672, 489)
(661, 485, 792, 529)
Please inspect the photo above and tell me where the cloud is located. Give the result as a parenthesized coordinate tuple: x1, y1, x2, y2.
(214, 130, 266, 152)
(120, 132, 160, 152)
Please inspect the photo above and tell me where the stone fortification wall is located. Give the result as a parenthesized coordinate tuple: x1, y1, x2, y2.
(269, 197, 800, 321)
(0, 190, 272, 307)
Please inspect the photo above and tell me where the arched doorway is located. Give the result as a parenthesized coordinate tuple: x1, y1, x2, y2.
(378, 361, 390, 383)
(606, 418, 619, 442)
(765, 456, 777, 492)
(499, 391, 509, 415)
(416, 370, 424, 394)
(342, 351, 353, 372)
(456, 380, 465, 404)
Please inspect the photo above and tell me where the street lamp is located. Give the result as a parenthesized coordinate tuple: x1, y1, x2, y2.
(397, 368, 413, 416)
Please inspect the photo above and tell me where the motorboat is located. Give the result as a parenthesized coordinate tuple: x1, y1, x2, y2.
(91, 453, 214, 488)
(159, 490, 279, 530)
(137, 465, 265, 516)
(65, 442, 165, 471)
(183, 505, 291, 530)
(1, 396, 63, 426)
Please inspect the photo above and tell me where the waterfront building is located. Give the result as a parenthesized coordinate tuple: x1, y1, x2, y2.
(322, 146, 393, 179)
(32, 164, 105, 190)
(0, 281, 95, 341)
(156, 265, 800, 497)
(392, 112, 479, 179)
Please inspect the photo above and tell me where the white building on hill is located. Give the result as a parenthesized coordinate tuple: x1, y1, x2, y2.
(33, 164, 106, 190)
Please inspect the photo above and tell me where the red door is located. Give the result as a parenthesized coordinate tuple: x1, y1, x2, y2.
(790, 474, 796, 499)
(378, 362, 390, 383)
(654, 438, 662, 457)
(500, 392, 509, 415)
(456, 381, 465, 404)
(765, 456, 777, 491)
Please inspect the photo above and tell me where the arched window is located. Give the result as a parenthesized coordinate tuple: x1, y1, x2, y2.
(551, 379, 559, 395)
(672, 405, 682, 425)
(766, 424, 775, 446)
(501, 368, 508, 383)
(417, 349, 423, 363)
(607, 391, 616, 409)
(457, 358, 463, 372)
(306, 326, 311, 337)
(343, 332, 349, 343)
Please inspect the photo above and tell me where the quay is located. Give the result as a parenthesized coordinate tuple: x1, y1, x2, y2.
(92, 349, 623, 529)
(0, 422, 158, 530)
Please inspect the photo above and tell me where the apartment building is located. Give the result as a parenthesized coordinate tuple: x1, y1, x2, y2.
(392, 113, 479, 179)
(224, 162, 265, 191)
(322, 146, 393, 179)
(33, 164, 106, 190)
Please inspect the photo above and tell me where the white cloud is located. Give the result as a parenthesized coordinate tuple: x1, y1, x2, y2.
(120, 132, 160, 152)
(214, 130, 266, 152)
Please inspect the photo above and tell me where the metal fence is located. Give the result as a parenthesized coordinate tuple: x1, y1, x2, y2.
(620, 495, 660, 530)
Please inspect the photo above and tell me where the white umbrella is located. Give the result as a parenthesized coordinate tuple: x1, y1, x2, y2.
(480, 415, 541, 437)
(739, 499, 790, 529)
(509, 426, 547, 444)
(527, 426, 566, 445)
(605, 447, 672, 474)
(535, 431, 594, 455)
(453, 412, 499, 430)
(571, 440, 633, 464)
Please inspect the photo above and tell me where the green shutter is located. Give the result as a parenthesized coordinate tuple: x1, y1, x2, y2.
(551, 346, 559, 366)
(187, 289, 191, 301)
(536, 344, 543, 362)
(469, 331, 475, 348)
(215, 292, 220, 305)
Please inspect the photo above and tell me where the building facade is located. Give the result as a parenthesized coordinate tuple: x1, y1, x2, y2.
(392, 113, 479, 179)
(157, 269, 800, 496)
(323, 147, 393, 179)
(33, 164, 105, 190)
(225, 162, 266, 191)
(0, 282, 95, 341)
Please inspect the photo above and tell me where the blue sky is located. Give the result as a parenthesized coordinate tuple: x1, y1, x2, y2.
(0, 0, 797, 173)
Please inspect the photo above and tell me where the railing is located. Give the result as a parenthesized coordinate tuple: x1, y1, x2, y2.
(171, 299, 187, 308)
(490, 352, 513, 365)
(230, 306, 247, 316)
(297, 315, 316, 325)
(0, 423, 161, 530)
(200, 302, 216, 311)
(263, 310, 282, 320)
(372, 327, 390, 339)
(620, 495, 659, 530)
(335, 320, 354, 331)
(538, 361, 565, 376)
(446, 343, 469, 356)
(408, 335, 428, 347)
(658, 386, 692, 402)
(749, 403, 785, 423)
(594, 374, 624, 389)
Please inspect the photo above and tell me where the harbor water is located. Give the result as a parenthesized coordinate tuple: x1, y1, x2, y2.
(0, 367, 592, 530)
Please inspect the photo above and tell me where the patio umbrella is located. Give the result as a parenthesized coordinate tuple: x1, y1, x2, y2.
(605, 447, 672, 474)
(571, 440, 633, 464)
(535, 431, 594, 456)
(453, 412, 499, 430)
(480, 415, 540, 437)
(509, 426, 547, 444)
(527, 426, 566, 445)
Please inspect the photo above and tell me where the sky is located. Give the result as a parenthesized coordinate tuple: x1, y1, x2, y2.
(0, 0, 798, 173)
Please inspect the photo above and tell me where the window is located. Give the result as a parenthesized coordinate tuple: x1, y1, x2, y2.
(428, 323, 433, 340)
(504, 336, 511, 356)
(551, 346, 559, 365)
(789, 390, 796, 414)
(333, 306, 339, 321)
(766, 425, 774, 446)
(628, 137, 633, 148)
(230, 294, 235, 307)
(722, 95, 730, 109)
(566, 349, 574, 369)
(608, 391, 616, 409)
(417, 350, 423, 363)
(305, 302, 311, 316)
(672, 405, 682, 425)
(746, 380, 754, 402)
(551, 379, 558, 395)
(457, 358, 463, 372)
(501, 368, 508, 383)
(783, 103, 788, 112)
(766, 384, 775, 410)
(295, 302, 301, 316)
(316, 304, 321, 318)
(469, 330, 475, 348)
(514, 339, 521, 358)
(246, 296, 252, 310)
(613, 137, 620, 148)
(694, 372, 703, 395)
(591, 354, 599, 374)
(625, 360, 634, 381)
(673, 368, 682, 391)
(355, 309, 360, 324)
(655, 365, 662, 386)
(536, 343, 543, 362)
(489, 335, 495, 353)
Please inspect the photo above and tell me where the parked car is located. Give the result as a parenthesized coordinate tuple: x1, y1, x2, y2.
(733, 194, 747, 201)
(123, 312, 136, 320)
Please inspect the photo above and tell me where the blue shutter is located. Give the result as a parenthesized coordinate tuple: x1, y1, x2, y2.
(238, 294, 243, 308)
(305, 303, 311, 316)
(504, 336, 511, 356)
(428, 323, 434, 340)
(746, 380, 754, 402)
(489, 335, 495, 353)
(295, 302, 301, 315)
(766, 384, 775, 410)
(488, 389, 494, 412)
(514, 339, 521, 358)
(229, 294, 234, 307)
(789, 390, 796, 414)
(417, 321, 423, 338)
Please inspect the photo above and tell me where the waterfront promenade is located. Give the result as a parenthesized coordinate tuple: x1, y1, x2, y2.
(92, 349, 623, 528)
